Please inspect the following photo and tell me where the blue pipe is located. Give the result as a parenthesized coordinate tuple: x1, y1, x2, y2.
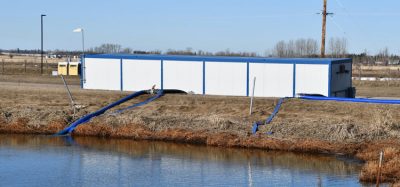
(56, 90, 155, 135)
(299, 96, 400, 105)
(112, 90, 164, 114)
(252, 97, 286, 134)
(251, 95, 400, 135)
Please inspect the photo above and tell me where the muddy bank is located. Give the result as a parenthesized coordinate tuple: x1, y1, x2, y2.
(1, 120, 400, 184)
(0, 80, 400, 184)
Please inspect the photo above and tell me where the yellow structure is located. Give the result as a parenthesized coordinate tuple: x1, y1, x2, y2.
(58, 62, 68, 75)
(68, 62, 80, 76)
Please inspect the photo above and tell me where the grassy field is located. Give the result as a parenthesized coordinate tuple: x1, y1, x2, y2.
(0, 54, 74, 75)
(353, 65, 400, 78)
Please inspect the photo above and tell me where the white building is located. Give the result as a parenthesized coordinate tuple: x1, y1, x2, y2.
(81, 54, 353, 97)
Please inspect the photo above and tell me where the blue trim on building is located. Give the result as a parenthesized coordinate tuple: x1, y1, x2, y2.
(328, 63, 332, 97)
(83, 54, 353, 97)
(79, 55, 83, 89)
(246, 62, 250, 97)
(120, 59, 123, 91)
(292, 63, 296, 97)
(331, 59, 352, 64)
(202, 61, 206, 95)
(161, 60, 164, 90)
(349, 60, 353, 87)
(85, 54, 351, 65)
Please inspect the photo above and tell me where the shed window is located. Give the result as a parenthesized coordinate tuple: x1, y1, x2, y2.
(337, 64, 349, 74)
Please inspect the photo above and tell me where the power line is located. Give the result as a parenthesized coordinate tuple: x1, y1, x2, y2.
(329, 16, 346, 35)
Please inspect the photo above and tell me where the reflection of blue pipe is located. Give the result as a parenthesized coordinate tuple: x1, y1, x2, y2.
(299, 96, 400, 105)
(252, 98, 286, 134)
(62, 135, 78, 146)
(56, 90, 159, 136)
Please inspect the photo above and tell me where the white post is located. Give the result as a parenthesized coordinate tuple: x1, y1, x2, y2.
(249, 77, 256, 115)
(376, 150, 384, 187)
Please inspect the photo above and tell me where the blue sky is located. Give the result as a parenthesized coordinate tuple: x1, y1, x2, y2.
(1, 0, 400, 55)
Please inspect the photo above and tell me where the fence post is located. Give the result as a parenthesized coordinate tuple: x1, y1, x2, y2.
(2, 59, 4, 74)
(46, 59, 49, 74)
(376, 150, 384, 187)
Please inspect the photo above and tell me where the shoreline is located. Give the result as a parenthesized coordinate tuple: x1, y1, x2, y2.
(1, 121, 399, 184)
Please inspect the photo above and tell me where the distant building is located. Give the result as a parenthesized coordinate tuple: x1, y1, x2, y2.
(375, 61, 386, 65)
(388, 60, 400, 65)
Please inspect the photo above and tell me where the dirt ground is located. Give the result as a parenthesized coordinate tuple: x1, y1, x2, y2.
(354, 65, 400, 78)
(0, 74, 399, 184)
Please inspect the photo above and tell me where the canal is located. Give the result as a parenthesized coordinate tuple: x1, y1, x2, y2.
(0, 134, 372, 186)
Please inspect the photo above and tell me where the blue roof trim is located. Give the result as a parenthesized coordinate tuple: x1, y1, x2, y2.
(85, 54, 351, 65)
(331, 58, 352, 64)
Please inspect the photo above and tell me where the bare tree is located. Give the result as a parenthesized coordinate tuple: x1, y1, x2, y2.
(272, 38, 319, 57)
(121, 47, 133, 54)
(306, 39, 319, 56)
(89, 44, 122, 54)
(328, 37, 348, 58)
(274, 41, 286, 57)
(377, 47, 389, 65)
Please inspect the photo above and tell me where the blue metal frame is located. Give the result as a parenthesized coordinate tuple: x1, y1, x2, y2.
(85, 54, 351, 65)
(202, 61, 205, 95)
(350, 59, 353, 87)
(246, 62, 249, 96)
(120, 59, 123, 91)
(292, 63, 296, 97)
(79, 55, 83, 89)
(328, 63, 332, 97)
(161, 60, 164, 90)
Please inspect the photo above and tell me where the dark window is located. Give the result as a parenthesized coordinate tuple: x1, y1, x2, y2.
(337, 64, 349, 74)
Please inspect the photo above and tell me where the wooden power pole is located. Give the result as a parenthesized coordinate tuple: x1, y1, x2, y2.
(320, 0, 328, 58)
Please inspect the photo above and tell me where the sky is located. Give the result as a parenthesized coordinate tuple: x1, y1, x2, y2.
(1, 0, 400, 55)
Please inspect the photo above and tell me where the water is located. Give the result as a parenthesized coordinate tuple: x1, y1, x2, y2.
(0, 134, 373, 187)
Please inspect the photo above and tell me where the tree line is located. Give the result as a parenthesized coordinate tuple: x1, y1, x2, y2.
(269, 37, 348, 58)
(1, 38, 399, 65)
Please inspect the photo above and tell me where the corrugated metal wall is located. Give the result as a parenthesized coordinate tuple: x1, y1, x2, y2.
(249, 63, 294, 97)
(295, 64, 329, 96)
(84, 58, 121, 90)
(163, 61, 203, 94)
(83, 57, 349, 97)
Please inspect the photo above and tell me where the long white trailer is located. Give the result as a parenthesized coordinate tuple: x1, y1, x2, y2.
(81, 54, 353, 98)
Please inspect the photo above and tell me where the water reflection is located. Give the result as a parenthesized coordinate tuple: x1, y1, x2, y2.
(0, 134, 368, 187)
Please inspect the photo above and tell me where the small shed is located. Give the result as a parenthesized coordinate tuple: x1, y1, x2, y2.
(57, 62, 68, 75)
(68, 62, 80, 76)
(81, 54, 353, 98)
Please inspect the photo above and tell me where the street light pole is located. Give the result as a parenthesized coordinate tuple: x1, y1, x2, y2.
(81, 29, 85, 56)
(41, 14, 46, 74)
(73, 28, 85, 56)
(73, 28, 85, 83)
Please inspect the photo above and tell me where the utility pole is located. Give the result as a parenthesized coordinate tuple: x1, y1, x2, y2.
(320, 0, 333, 58)
(41, 14, 46, 74)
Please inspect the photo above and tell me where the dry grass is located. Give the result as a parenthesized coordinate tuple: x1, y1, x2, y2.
(354, 65, 400, 78)
(1, 74, 400, 184)
(358, 145, 400, 183)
